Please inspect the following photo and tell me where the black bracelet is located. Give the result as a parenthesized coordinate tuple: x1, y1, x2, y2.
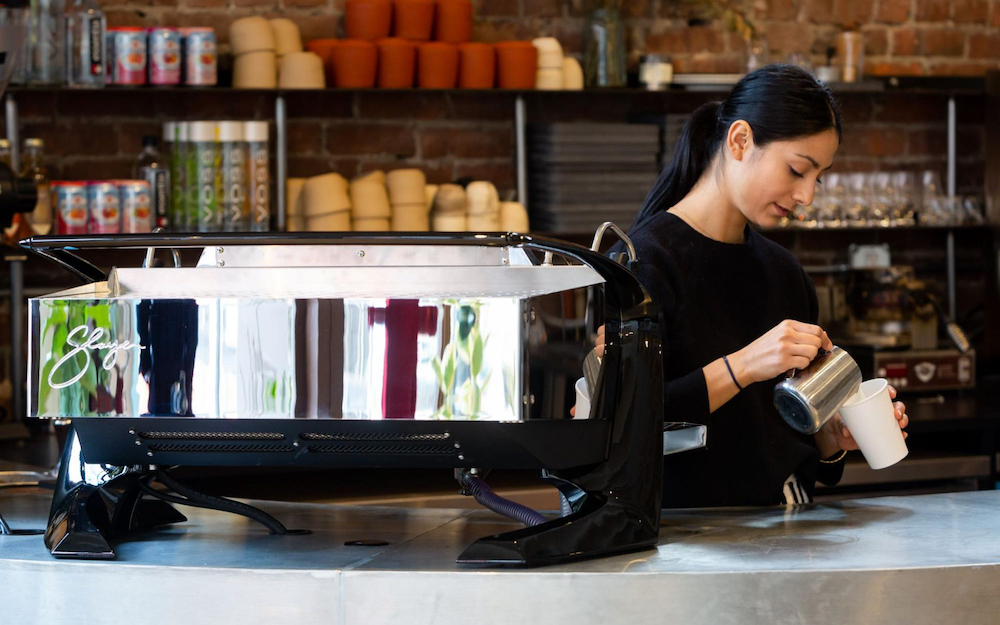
(722, 354, 743, 392)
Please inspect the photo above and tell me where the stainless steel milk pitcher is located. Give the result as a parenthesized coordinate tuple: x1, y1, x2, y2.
(773, 346, 863, 434)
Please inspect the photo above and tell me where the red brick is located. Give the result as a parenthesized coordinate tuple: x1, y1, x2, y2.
(233, 0, 277, 7)
(524, 0, 561, 17)
(160, 12, 244, 44)
(671, 54, 746, 74)
(958, 127, 984, 156)
(646, 25, 724, 55)
(471, 19, 526, 43)
(927, 60, 1000, 76)
(841, 127, 906, 157)
(836, 0, 874, 27)
(105, 8, 159, 29)
(357, 92, 448, 120)
(281, 14, 340, 40)
(835, 95, 876, 124)
(620, 0, 651, 18)
(864, 60, 925, 76)
(994, 2, 1000, 27)
(874, 94, 947, 122)
(288, 120, 325, 155)
(326, 122, 417, 157)
(763, 22, 814, 55)
(767, 0, 800, 20)
(805, 0, 837, 23)
(892, 27, 917, 56)
(283, 0, 330, 7)
(969, 33, 1000, 59)
(54, 91, 163, 118)
(862, 27, 888, 56)
(418, 125, 511, 159)
(920, 29, 966, 56)
(548, 18, 585, 55)
(907, 128, 947, 155)
(478, 0, 519, 17)
(180, 0, 228, 8)
(952, 0, 990, 22)
(875, 0, 911, 23)
(60, 158, 133, 181)
(284, 92, 355, 119)
(915, 0, 950, 21)
(447, 93, 517, 121)
(360, 160, 454, 184)
(10, 92, 56, 121)
(288, 156, 349, 178)
(452, 160, 515, 191)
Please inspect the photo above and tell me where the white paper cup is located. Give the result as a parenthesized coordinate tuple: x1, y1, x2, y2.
(839, 378, 907, 470)
(573, 376, 591, 419)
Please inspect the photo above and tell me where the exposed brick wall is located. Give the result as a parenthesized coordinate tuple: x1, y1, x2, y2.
(98, 0, 1000, 76)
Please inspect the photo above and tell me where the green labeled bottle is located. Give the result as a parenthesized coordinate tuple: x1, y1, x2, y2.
(189, 121, 221, 232)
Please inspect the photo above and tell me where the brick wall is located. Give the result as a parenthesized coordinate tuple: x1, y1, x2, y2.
(99, 0, 1000, 76)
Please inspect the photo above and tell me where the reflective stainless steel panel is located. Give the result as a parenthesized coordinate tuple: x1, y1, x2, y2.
(30, 295, 531, 421)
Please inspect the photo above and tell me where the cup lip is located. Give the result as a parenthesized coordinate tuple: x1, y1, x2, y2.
(843, 378, 888, 409)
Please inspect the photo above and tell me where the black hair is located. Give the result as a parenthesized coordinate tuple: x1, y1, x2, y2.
(631, 64, 843, 229)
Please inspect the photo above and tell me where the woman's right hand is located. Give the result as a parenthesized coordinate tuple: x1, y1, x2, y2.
(729, 320, 833, 385)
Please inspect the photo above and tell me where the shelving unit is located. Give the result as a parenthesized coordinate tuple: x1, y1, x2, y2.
(0, 77, 988, 431)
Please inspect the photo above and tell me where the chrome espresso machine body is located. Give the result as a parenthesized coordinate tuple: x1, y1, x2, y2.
(23, 232, 668, 566)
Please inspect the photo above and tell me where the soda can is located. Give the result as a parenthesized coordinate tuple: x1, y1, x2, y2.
(110, 27, 147, 85)
(184, 28, 217, 86)
(51, 181, 89, 235)
(87, 181, 122, 234)
(118, 180, 154, 233)
(148, 28, 182, 85)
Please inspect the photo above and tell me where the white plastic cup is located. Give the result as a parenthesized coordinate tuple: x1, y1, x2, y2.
(573, 377, 591, 419)
(839, 378, 908, 470)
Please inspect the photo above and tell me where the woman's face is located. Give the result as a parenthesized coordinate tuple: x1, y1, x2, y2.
(728, 128, 840, 228)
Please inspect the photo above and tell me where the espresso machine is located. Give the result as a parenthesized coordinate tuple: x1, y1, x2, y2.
(815, 247, 974, 394)
(17, 231, 704, 566)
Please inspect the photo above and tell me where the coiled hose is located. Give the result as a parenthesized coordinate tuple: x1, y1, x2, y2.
(458, 471, 548, 527)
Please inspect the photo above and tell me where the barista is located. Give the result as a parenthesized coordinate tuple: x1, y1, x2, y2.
(603, 65, 909, 507)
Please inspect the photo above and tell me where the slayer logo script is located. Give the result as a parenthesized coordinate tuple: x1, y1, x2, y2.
(48, 326, 146, 390)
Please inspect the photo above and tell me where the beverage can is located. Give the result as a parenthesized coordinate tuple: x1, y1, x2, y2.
(87, 181, 121, 234)
(118, 179, 153, 233)
(110, 27, 147, 85)
(52, 181, 89, 235)
(148, 28, 181, 85)
(184, 28, 217, 86)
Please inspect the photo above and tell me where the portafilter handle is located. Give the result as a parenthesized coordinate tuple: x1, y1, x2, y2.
(773, 345, 863, 435)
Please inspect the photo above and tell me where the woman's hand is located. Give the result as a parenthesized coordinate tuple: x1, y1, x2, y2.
(817, 385, 909, 455)
(595, 324, 605, 359)
(728, 320, 834, 386)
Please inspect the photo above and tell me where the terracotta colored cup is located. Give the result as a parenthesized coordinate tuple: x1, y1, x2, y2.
(305, 39, 339, 84)
(457, 42, 494, 88)
(330, 39, 378, 87)
(434, 0, 472, 43)
(377, 38, 416, 87)
(345, 0, 393, 41)
(417, 42, 458, 88)
(393, 0, 435, 41)
(495, 41, 537, 89)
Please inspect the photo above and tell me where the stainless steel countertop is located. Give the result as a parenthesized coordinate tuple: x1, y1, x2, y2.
(4, 488, 1000, 624)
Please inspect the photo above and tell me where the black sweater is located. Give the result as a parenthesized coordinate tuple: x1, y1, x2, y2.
(627, 211, 844, 507)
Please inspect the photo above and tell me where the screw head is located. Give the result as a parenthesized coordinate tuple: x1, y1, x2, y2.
(457, 454, 465, 461)
(217, 260, 225, 267)
(357, 250, 365, 258)
(134, 440, 141, 446)
(216, 247, 224, 254)
(147, 451, 154, 457)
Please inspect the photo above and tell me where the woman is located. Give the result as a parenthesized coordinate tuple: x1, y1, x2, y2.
(602, 64, 909, 507)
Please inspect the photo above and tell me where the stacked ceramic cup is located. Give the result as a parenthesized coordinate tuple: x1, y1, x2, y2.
(430, 183, 467, 231)
(350, 171, 392, 231)
(499, 201, 529, 232)
(286, 178, 306, 231)
(387, 169, 429, 231)
(272, 18, 325, 89)
(466, 181, 500, 230)
(231, 17, 278, 88)
(303, 173, 352, 231)
(532, 37, 563, 90)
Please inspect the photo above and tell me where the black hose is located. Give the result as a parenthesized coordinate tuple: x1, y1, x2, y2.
(459, 473, 548, 527)
(146, 470, 302, 535)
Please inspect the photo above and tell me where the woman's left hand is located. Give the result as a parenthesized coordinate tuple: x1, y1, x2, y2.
(822, 385, 909, 452)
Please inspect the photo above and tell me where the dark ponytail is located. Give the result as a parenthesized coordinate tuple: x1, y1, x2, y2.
(631, 64, 843, 230)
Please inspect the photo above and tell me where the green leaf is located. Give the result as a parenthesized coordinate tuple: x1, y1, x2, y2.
(471, 332, 484, 378)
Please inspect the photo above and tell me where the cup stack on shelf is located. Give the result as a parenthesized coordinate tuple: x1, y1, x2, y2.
(231, 17, 278, 88)
(431, 183, 468, 231)
(350, 171, 393, 230)
(466, 181, 500, 230)
(271, 18, 326, 89)
(303, 173, 352, 230)
(387, 169, 430, 230)
(296, 0, 578, 90)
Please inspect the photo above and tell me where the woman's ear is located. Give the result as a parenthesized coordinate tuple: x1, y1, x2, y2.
(726, 120, 754, 161)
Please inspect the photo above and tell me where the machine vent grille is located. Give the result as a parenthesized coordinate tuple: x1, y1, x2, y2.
(300, 432, 451, 442)
(139, 431, 285, 441)
(307, 443, 455, 455)
(147, 443, 295, 453)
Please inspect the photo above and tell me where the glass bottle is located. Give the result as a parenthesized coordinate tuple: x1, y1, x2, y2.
(65, 0, 105, 88)
(27, 0, 66, 85)
(21, 137, 52, 234)
(244, 121, 269, 232)
(583, 8, 625, 87)
(133, 134, 170, 230)
(218, 121, 249, 232)
(189, 121, 221, 232)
